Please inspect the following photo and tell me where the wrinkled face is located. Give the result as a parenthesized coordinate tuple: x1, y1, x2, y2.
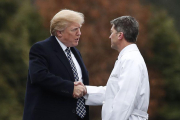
(60, 22, 82, 47)
(109, 25, 119, 50)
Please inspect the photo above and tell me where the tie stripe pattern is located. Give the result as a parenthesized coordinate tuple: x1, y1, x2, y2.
(65, 47, 86, 118)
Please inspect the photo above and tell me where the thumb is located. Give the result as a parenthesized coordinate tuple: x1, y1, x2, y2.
(74, 81, 83, 86)
(74, 81, 78, 86)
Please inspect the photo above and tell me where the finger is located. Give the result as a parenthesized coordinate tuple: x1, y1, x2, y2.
(80, 92, 83, 98)
(81, 86, 86, 95)
(83, 88, 87, 96)
(77, 81, 84, 86)
(73, 94, 77, 98)
(85, 86, 87, 94)
(77, 90, 82, 98)
(73, 94, 76, 98)
(77, 90, 82, 97)
(74, 81, 83, 86)
(74, 95, 78, 99)
(74, 82, 79, 86)
(74, 94, 80, 99)
(82, 88, 86, 97)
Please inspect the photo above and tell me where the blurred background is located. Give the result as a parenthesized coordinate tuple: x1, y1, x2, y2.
(0, 0, 180, 120)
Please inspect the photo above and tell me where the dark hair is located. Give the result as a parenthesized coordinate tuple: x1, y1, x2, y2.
(110, 16, 139, 43)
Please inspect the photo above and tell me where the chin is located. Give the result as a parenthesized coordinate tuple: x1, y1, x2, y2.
(111, 46, 116, 50)
(72, 43, 78, 47)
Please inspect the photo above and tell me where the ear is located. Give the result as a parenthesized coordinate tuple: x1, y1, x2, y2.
(118, 32, 123, 40)
(56, 31, 62, 38)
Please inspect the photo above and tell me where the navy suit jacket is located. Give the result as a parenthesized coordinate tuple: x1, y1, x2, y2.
(23, 36, 89, 120)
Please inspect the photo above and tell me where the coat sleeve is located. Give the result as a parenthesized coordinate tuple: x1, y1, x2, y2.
(84, 86, 106, 105)
(108, 59, 142, 120)
(29, 43, 74, 97)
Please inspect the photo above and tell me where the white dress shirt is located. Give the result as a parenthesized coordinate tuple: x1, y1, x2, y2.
(55, 36, 83, 83)
(85, 44, 150, 120)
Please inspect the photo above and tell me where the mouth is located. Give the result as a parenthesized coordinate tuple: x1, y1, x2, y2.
(75, 38, 79, 41)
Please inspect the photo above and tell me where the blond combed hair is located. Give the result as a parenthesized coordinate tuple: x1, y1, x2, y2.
(50, 9, 84, 36)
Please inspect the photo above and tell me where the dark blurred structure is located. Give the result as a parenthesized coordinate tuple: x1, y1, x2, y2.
(142, 0, 180, 33)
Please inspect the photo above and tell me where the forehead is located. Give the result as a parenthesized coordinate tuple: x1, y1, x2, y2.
(111, 25, 116, 32)
(68, 22, 81, 28)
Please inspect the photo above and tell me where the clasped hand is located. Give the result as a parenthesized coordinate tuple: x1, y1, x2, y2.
(73, 81, 87, 99)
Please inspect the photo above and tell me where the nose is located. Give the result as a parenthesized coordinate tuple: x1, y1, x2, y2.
(77, 29, 81, 36)
(109, 34, 111, 39)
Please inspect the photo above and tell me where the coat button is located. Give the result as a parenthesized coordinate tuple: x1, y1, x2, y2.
(72, 109, 76, 113)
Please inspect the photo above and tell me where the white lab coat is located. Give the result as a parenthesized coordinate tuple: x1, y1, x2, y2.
(85, 44, 150, 120)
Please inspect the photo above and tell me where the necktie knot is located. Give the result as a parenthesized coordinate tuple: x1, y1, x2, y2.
(65, 47, 70, 53)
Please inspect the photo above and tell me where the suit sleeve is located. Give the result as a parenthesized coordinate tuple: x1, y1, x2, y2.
(29, 43, 74, 97)
(108, 59, 142, 120)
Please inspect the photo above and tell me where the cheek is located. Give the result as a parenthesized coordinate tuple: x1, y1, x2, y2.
(70, 33, 76, 38)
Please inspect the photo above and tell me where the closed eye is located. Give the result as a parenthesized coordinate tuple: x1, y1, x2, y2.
(71, 27, 80, 32)
(72, 28, 78, 31)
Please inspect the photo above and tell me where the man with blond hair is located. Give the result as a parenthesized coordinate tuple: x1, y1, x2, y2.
(23, 9, 89, 120)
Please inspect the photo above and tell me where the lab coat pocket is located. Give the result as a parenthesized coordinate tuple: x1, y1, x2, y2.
(106, 77, 119, 99)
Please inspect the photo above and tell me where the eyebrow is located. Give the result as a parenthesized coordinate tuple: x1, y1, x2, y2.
(72, 26, 81, 29)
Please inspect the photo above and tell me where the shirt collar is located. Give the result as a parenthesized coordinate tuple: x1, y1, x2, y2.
(55, 36, 67, 52)
(118, 44, 139, 60)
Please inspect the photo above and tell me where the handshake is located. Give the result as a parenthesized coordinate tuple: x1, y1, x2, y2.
(73, 81, 87, 99)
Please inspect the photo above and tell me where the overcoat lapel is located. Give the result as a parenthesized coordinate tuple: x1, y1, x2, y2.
(71, 47, 89, 85)
(50, 36, 75, 81)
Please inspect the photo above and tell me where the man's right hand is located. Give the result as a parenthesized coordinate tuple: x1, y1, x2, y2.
(73, 82, 86, 98)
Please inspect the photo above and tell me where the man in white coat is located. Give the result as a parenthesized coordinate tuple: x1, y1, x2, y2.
(75, 16, 150, 120)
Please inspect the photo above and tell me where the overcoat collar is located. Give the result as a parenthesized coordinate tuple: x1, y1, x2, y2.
(71, 47, 89, 85)
(50, 36, 74, 81)
(49, 36, 88, 84)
